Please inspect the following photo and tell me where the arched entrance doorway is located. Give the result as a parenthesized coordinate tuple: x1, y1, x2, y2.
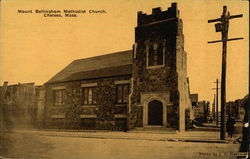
(148, 100, 163, 125)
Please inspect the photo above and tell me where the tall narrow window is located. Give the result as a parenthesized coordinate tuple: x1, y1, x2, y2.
(82, 87, 97, 105)
(123, 85, 129, 103)
(117, 86, 123, 103)
(53, 89, 66, 106)
(62, 90, 65, 105)
(116, 84, 129, 104)
(88, 88, 93, 104)
(148, 46, 154, 66)
(148, 43, 164, 67)
(83, 88, 88, 104)
(157, 44, 163, 65)
(92, 87, 97, 104)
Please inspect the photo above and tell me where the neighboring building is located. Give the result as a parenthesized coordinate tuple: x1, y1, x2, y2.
(193, 100, 210, 122)
(0, 83, 39, 128)
(190, 94, 198, 107)
(226, 95, 249, 120)
(44, 3, 192, 131)
(190, 94, 210, 122)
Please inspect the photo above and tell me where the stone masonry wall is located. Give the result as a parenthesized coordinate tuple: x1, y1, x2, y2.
(176, 18, 192, 131)
(44, 75, 131, 130)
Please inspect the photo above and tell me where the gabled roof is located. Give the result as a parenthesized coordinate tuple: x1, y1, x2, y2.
(46, 50, 133, 84)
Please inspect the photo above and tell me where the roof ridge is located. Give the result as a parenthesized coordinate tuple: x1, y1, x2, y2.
(73, 50, 132, 62)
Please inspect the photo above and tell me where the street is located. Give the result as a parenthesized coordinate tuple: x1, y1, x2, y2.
(0, 129, 243, 159)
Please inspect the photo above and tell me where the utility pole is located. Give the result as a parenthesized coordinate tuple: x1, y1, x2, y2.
(208, 6, 243, 140)
(212, 79, 220, 126)
(212, 94, 216, 121)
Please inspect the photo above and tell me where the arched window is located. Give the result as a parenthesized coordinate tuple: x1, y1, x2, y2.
(148, 46, 154, 66)
(157, 44, 163, 65)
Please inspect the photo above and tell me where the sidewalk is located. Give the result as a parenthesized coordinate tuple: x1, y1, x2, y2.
(6, 128, 240, 144)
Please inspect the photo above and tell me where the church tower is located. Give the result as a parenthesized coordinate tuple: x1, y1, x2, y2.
(129, 3, 191, 131)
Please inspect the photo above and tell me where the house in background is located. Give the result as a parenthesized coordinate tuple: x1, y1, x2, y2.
(190, 93, 211, 123)
(190, 94, 198, 107)
(193, 100, 210, 123)
(226, 95, 249, 120)
(0, 82, 40, 128)
(44, 3, 193, 131)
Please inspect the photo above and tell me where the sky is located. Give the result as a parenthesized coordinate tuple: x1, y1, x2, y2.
(0, 0, 249, 104)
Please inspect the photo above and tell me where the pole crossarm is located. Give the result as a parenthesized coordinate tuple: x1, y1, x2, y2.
(208, 14, 243, 23)
(208, 18, 221, 23)
(208, 37, 243, 44)
(229, 14, 243, 19)
(212, 88, 220, 90)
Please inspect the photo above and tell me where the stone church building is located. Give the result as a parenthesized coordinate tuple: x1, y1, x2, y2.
(44, 3, 193, 132)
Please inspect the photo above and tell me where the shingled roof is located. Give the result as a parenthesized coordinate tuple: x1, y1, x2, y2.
(46, 50, 133, 84)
